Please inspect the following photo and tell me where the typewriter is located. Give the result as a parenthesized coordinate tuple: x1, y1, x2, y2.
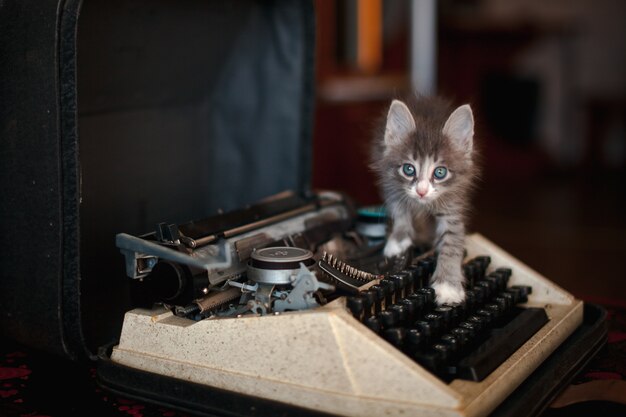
(105, 190, 584, 417)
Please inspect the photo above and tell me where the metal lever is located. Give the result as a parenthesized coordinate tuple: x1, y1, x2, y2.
(116, 233, 231, 279)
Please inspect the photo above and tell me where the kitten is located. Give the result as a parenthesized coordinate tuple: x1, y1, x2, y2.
(370, 95, 478, 305)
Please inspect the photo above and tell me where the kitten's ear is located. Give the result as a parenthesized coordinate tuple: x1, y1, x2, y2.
(384, 100, 416, 147)
(443, 104, 474, 154)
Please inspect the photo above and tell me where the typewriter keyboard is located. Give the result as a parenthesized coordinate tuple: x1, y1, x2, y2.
(344, 255, 549, 382)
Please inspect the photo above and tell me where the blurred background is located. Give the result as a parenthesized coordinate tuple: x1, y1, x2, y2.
(311, 0, 626, 303)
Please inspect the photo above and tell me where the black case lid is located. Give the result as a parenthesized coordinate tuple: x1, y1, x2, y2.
(0, 0, 315, 360)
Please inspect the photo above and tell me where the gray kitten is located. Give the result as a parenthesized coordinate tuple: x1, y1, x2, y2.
(371, 96, 478, 305)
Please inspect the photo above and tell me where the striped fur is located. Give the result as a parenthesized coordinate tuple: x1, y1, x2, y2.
(370, 96, 480, 305)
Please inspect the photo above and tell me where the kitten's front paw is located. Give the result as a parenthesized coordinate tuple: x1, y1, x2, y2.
(431, 280, 466, 305)
(383, 236, 412, 258)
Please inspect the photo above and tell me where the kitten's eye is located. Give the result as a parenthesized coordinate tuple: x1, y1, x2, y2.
(433, 166, 448, 180)
(402, 163, 416, 177)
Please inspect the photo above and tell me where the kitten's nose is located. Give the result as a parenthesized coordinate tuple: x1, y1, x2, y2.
(416, 182, 428, 197)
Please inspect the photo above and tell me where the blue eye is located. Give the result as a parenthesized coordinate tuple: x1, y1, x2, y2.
(402, 163, 416, 177)
(433, 166, 448, 180)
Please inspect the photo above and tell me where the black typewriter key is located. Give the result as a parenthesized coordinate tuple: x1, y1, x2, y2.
(484, 276, 499, 294)
(369, 285, 386, 313)
(407, 293, 426, 316)
(405, 267, 421, 293)
(399, 269, 416, 295)
(416, 258, 429, 273)
(418, 287, 436, 306)
(434, 305, 453, 320)
(364, 316, 382, 333)
(488, 272, 508, 291)
(495, 272, 509, 290)
(440, 334, 461, 357)
(476, 281, 493, 300)
(386, 275, 401, 299)
(380, 278, 396, 305)
(378, 309, 399, 329)
(432, 343, 452, 365)
(510, 285, 532, 303)
(472, 285, 486, 305)
(465, 259, 479, 277)
(467, 315, 489, 332)
(505, 287, 523, 304)
(399, 298, 418, 323)
(450, 304, 464, 324)
(346, 296, 364, 320)
(406, 329, 423, 351)
(471, 261, 485, 281)
(484, 303, 503, 321)
(408, 291, 427, 305)
(473, 256, 491, 278)
(464, 290, 476, 312)
(463, 263, 477, 286)
(412, 264, 428, 288)
(482, 276, 498, 293)
(434, 306, 454, 328)
(389, 303, 408, 325)
(360, 290, 376, 318)
(451, 327, 471, 348)
(424, 313, 444, 336)
(397, 270, 411, 287)
(475, 308, 495, 326)
(498, 290, 514, 305)
(494, 295, 512, 314)
(383, 327, 406, 348)
(493, 273, 508, 290)
(458, 321, 480, 339)
(389, 273, 409, 299)
(478, 254, 492, 265)
(414, 320, 435, 340)
(417, 257, 435, 276)
(508, 286, 528, 303)
(496, 267, 512, 280)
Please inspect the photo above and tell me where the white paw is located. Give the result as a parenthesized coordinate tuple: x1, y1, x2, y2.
(383, 236, 412, 258)
(431, 281, 466, 305)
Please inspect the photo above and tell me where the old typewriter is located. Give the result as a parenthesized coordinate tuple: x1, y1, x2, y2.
(104, 190, 584, 417)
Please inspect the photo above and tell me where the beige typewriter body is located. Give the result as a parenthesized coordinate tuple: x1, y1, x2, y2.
(111, 233, 583, 417)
